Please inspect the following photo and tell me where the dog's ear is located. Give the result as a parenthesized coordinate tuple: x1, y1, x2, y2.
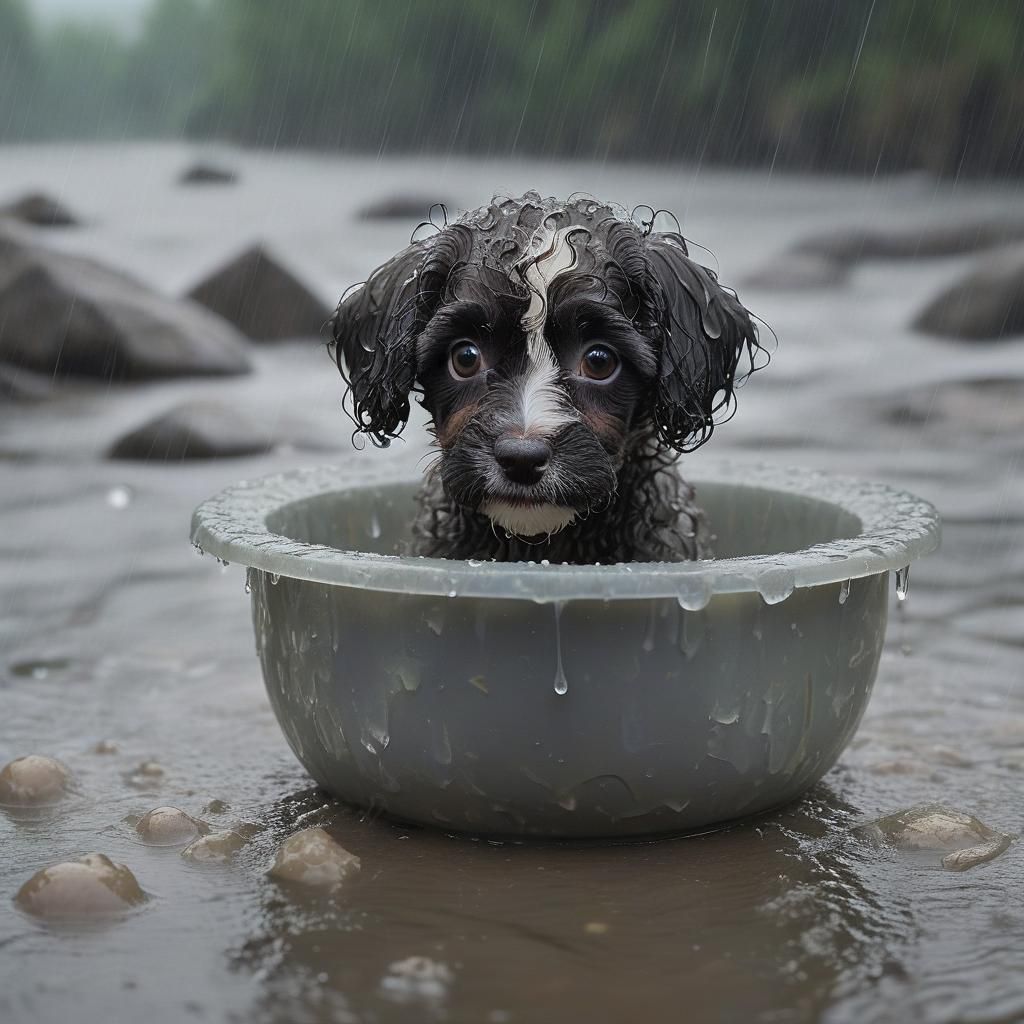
(644, 233, 763, 452)
(331, 227, 468, 446)
(331, 241, 430, 446)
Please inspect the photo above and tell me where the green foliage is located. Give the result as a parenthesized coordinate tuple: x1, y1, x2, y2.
(1, 0, 1021, 176)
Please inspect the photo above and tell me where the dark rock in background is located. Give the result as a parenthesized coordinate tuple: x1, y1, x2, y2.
(178, 163, 238, 186)
(187, 244, 332, 341)
(743, 219, 1024, 292)
(109, 400, 330, 461)
(2, 192, 80, 228)
(914, 245, 1024, 341)
(793, 221, 1024, 264)
(110, 401, 277, 460)
(357, 194, 454, 220)
(0, 363, 53, 402)
(0, 226, 251, 380)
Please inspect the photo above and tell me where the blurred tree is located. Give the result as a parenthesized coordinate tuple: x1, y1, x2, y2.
(0, 0, 40, 139)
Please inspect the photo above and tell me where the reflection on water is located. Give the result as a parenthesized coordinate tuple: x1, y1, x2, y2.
(1, 144, 1022, 1024)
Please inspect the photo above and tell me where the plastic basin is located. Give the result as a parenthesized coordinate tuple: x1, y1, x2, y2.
(191, 463, 940, 838)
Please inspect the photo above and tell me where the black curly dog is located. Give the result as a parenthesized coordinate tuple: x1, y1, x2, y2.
(331, 192, 765, 564)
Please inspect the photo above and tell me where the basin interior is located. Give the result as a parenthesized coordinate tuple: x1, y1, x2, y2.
(265, 481, 862, 561)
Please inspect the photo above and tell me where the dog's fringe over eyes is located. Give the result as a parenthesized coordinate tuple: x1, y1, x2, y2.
(329, 191, 771, 563)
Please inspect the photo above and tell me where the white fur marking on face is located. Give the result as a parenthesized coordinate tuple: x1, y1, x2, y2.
(512, 222, 588, 437)
(481, 500, 576, 537)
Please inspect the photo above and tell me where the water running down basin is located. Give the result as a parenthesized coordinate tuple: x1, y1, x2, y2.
(192, 462, 940, 838)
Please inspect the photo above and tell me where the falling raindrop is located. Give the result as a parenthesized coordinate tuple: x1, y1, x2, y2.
(895, 566, 910, 601)
(839, 579, 851, 605)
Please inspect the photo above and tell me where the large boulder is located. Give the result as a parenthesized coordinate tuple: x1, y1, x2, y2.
(109, 400, 325, 461)
(0, 226, 251, 380)
(186, 244, 332, 341)
(914, 244, 1024, 341)
(2, 192, 79, 227)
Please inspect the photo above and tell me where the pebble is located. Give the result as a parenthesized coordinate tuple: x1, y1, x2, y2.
(267, 826, 360, 888)
(858, 804, 1013, 871)
(181, 830, 248, 864)
(15, 853, 146, 918)
(135, 806, 210, 847)
(379, 956, 453, 1003)
(0, 755, 70, 806)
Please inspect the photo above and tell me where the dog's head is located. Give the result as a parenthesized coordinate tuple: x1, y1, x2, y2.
(332, 193, 764, 539)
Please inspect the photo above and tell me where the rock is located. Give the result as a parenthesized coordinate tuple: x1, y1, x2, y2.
(741, 252, 848, 290)
(15, 853, 146, 918)
(135, 806, 210, 846)
(913, 245, 1024, 341)
(858, 804, 1013, 872)
(0, 363, 53, 402)
(379, 957, 453, 1004)
(181, 830, 248, 864)
(793, 220, 1024, 263)
(358, 194, 453, 221)
(268, 826, 360, 888)
(0, 755, 70, 806)
(108, 400, 311, 461)
(2, 192, 79, 227)
(186, 245, 331, 341)
(0, 225, 251, 380)
(178, 162, 237, 186)
(745, 219, 1024, 292)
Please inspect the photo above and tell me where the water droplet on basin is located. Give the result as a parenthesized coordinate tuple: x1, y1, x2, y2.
(368, 512, 382, 539)
(676, 579, 711, 611)
(270, 573, 281, 586)
(757, 568, 795, 605)
(839, 579, 851, 605)
(244, 568, 253, 595)
(553, 601, 568, 695)
(895, 565, 910, 601)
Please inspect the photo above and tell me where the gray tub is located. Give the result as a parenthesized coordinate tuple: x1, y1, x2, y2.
(192, 463, 939, 838)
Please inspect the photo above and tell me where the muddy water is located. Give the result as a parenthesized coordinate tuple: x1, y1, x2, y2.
(1, 144, 1023, 1023)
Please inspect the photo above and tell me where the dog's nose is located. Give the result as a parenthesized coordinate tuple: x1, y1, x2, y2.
(494, 436, 551, 486)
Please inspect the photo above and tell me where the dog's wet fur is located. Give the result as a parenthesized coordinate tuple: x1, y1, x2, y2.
(331, 192, 766, 564)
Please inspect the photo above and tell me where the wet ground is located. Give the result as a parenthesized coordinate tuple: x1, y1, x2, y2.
(1, 143, 1023, 1023)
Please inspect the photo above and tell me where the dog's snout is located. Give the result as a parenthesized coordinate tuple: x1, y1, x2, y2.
(494, 436, 551, 485)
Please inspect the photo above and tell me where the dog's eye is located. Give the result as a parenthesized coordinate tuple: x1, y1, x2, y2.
(579, 345, 619, 381)
(449, 341, 483, 379)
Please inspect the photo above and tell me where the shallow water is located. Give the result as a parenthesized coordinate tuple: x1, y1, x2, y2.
(1, 143, 1023, 1023)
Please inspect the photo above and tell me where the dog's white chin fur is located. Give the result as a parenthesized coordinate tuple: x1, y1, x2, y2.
(481, 500, 576, 537)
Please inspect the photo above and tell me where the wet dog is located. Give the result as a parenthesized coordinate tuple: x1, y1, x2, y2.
(331, 192, 765, 564)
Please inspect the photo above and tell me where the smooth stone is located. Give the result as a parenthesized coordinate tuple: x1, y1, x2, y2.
(178, 162, 237, 186)
(358, 194, 454, 220)
(181, 830, 247, 864)
(2, 192, 79, 227)
(379, 957, 453, 1003)
(15, 853, 146, 918)
(741, 252, 848, 290)
(858, 804, 1013, 871)
(108, 400, 309, 461)
(793, 220, 1024, 263)
(914, 244, 1024, 341)
(135, 806, 210, 847)
(267, 826, 360, 888)
(0, 754, 70, 806)
(0, 224, 250, 380)
(186, 244, 332, 341)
